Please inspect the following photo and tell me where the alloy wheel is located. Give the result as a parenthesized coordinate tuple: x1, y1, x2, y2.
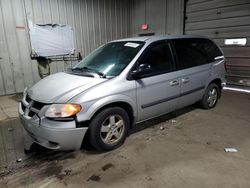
(100, 115, 125, 145)
(207, 87, 218, 107)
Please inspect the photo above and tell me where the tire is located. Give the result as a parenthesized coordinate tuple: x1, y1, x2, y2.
(200, 83, 220, 109)
(88, 107, 130, 151)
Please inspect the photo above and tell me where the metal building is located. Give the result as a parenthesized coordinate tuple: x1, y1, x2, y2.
(0, 0, 184, 96)
(0, 0, 131, 95)
(130, 0, 184, 36)
(0, 0, 249, 96)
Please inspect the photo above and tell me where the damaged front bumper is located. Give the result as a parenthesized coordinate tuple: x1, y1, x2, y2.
(19, 102, 88, 151)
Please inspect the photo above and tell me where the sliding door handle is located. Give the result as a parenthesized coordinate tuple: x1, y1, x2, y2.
(170, 80, 179, 86)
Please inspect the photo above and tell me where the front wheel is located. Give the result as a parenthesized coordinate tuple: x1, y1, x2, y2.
(200, 83, 220, 109)
(88, 107, 130, 151)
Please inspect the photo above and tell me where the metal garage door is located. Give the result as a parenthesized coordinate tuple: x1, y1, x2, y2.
(184, 0, 250, 87)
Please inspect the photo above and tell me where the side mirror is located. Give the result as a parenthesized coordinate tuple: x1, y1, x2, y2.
(130, 64, 151, 79)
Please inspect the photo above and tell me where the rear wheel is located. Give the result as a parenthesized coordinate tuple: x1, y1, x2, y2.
(200, 83, 220, 109)
(88, 107, 129, 151)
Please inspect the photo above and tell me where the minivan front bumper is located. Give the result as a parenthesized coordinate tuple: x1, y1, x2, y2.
(19, 103, 88, 151)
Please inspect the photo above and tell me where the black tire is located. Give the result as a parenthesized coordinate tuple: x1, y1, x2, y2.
(88, 107, 130, 151)
(200, 83, 220, 109)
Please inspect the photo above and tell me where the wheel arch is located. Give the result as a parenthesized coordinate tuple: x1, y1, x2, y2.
(90, 101, 135, 129)
(80, 97, 136, 149)
(82, 94, 137, 130)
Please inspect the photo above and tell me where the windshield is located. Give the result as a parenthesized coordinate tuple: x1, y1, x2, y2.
(72, 41, 145, 77)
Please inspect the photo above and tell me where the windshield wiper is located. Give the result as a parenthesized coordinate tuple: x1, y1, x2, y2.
(71, 67, 106, 78)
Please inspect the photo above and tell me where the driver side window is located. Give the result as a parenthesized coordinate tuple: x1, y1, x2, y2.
(139, 42, 175, 77)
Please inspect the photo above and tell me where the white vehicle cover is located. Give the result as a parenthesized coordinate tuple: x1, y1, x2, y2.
(29, 21, 74, 57)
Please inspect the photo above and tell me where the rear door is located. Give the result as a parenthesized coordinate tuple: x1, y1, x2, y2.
(134, 41, 181, 121)
(171, 38, 216, 108)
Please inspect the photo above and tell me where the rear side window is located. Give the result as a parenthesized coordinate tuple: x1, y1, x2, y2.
(172, 38, 222, 70)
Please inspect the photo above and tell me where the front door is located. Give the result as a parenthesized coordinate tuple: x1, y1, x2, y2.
(134, 41, 181, 122)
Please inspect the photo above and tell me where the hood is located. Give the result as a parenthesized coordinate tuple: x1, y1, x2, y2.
(27, 72, 106, 103)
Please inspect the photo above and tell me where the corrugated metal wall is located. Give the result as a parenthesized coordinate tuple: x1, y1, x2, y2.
(185, 0, 250, 87)
(0, 0, 131, 95)
(130, 0, 184, 36)
(0, 0, 185, 95)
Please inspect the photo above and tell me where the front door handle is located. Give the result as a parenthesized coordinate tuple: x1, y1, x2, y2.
(182, 77, 190, 84)
(170, 80, 179, 86)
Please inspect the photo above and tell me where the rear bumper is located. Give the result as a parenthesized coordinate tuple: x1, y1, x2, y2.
(19, 103, 88, 150)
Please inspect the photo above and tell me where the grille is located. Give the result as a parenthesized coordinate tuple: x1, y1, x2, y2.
(26, 94, 32, 103)
(33, 101, 45, 110)
(21, 94, 46, 118)
(21, 103, 26, 112)
(28, 110, 36, 117)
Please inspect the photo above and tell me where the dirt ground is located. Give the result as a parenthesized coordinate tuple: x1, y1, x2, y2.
(0, 90, 250, 188)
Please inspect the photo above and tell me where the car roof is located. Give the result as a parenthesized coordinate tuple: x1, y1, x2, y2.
(112, 35, 209, 43)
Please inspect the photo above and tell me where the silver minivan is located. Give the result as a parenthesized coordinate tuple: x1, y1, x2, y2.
(19, 35, 225, 151)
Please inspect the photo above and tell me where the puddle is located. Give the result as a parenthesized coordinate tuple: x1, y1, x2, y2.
(102, 163, 114, 171)
(87, 174, 101, 182)
(0, 117, 76, 178)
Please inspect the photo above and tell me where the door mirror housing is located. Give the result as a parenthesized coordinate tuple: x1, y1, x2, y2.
(130, 64, 151, 79)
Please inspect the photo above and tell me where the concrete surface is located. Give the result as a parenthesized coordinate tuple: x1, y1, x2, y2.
(0, 91, 249, 188)
(0, 94, 21, 121)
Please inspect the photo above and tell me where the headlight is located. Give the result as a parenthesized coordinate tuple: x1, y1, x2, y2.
(45, 104, 82, 118)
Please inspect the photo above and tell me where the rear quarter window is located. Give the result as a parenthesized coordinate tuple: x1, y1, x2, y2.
(172, 38, 222, 70)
